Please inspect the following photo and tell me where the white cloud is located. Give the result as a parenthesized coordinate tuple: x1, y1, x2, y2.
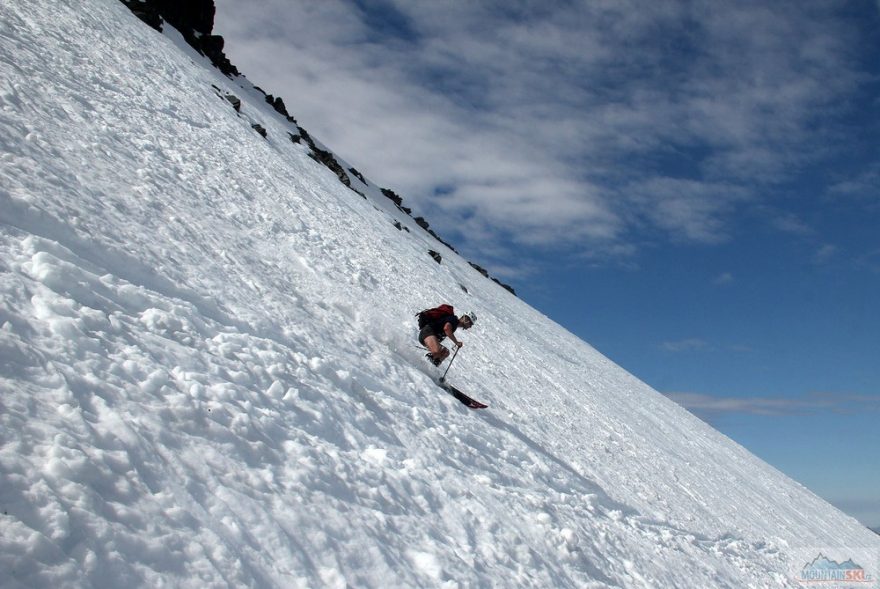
(714, 272, 734, 285)
(660, 338, 709, 353)
(772, 213, 814, 236)
(829, 163, 880, 203)
(665, 391, 880, 416)
(624, 178, 750, 243)
(212, 0, 873, 264)
(814, 244, 839, 264)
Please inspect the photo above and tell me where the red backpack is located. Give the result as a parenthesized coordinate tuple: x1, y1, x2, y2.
(416, 304, 454, 329)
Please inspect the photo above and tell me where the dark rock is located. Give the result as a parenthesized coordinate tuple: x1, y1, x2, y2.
(308, 148, 351, 187)
(155, 0, 215, 35)
(298, 126, 358, 191)
(198, 35, 239, 77)
(468, 262, 489, 278)
(251, 124, 267, 138)
(381, 188, 403, 206)
(379, 188, 411, 214)
(122, 0, 162, 30)
(428, 250, 442, 264)
(492, 278, 517, 296)
(297, 125, 314, 144)
(225, 93, 241, 112)
(430, 230, 457, 253)
(467, 262, 516, 295)
(265, 94, 290, 118)
(288, 132, 301, 144)
(118, 0, 239, 77)
(349, 168, 366, 184)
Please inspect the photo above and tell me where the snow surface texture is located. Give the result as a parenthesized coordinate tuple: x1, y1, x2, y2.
(1, 0, 878, 587)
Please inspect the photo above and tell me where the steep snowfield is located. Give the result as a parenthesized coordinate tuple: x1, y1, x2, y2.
(1, 0, 877, 587)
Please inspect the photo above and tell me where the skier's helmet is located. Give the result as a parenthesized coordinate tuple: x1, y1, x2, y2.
(464, 311, 477, 324)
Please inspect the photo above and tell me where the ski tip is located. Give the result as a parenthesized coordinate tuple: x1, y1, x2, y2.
(440, 383, 488, 409)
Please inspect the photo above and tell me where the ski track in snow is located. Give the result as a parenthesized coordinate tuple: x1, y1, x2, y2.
(1, 0, 878, 587)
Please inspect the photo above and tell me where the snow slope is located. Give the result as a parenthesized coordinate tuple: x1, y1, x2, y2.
(1, 0, 877, 587)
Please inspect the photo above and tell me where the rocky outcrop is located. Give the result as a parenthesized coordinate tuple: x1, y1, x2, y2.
(349, 168, 366, 184)
(223, 92, 241, 112)
(494, 279, 516, 296)
(120, 0, 239, 77)
(469, 262, 516, 295)
(413, 217, 457, 254)
(265, 94, 293, 121)
(296, 127, 363, 197)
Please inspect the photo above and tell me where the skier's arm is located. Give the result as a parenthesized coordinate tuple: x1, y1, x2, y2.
(444, 322, 463, 348)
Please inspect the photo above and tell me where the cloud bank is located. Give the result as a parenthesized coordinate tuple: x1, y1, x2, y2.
(665, 391, 880, 417)
(212, 0, 874, 265)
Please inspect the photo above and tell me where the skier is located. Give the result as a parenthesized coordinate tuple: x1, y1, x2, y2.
(417, 306, 476, 366)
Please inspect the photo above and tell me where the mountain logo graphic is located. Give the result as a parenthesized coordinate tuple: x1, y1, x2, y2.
(798, 553, 874, 584)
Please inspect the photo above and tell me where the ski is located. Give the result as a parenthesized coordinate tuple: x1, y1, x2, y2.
(437, 381, 488, 409)
(414, 345, 487, 408)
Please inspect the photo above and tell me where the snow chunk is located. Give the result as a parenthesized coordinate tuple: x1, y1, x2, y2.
(361, 447, 388, 465)
(407, 550, 443, 581)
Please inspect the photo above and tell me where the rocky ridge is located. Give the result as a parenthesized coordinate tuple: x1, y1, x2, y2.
(119, 0, 516, 295)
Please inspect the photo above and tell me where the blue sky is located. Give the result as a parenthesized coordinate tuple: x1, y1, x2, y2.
(212, 0, 880, 528)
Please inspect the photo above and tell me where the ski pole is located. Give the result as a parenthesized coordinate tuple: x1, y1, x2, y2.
(439, 346, 460, 383)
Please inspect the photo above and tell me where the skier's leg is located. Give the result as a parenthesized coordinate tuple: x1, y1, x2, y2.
(422, 335, 449, 363)
(423, 335, 442, 355)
